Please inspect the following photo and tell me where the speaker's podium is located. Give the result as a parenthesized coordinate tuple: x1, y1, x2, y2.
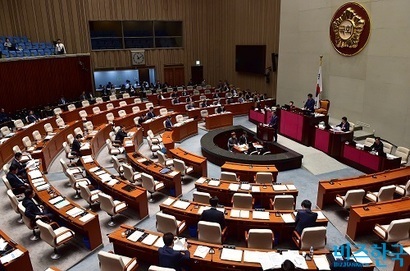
(257, 123, 276, 142)
(314, 127, 354, 158)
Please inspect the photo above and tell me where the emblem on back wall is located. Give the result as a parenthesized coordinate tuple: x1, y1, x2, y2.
(329, 2, 371, 56)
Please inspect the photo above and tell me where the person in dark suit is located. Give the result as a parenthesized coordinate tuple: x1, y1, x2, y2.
(199, 196, 226, 229)
(295, 199, 318, 234)
(115, 126, 128, 144)
(22, 188, 52, 227)
(146, 107, 156, 120)
(200, 99, 208, 108)
(172, 97, 180, 104)
(336, 117, 350, 132)
(370, 137, 384, 153)
(7, 164, 29, 195)
(0, 108, 11, 124)
(58, 96, 67, 105)
(185, 95, 193, 103)
(269, 111, 278, 142)
(227, 132, 238, 152)
(216, 105, 225, 114)
(165, 116, 173, 130)
(79, 91, 87, 101)
(304, 93, 315, 112)
(27, 110, 39, 123)
(238, 131, 248, 145)
(158, 232, 190, 271)
(71, 134, 83, 157)
(11, 152, 27, 178)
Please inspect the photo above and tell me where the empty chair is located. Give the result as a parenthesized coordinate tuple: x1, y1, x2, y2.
(112, 156, 124, 176)
(79, 183, 101, 208)
(59, 158, 84, 177)
(98, 251, 138, 271)
(193, 191, 211, 204)
(118, 110, 127, 118)
(74, 127, 84, 137)
(133, 116, 141, 127)
(175, 114, 184, 123)
(99, 193, 128, 226)
(255, 172, 273, 184)
(245, 229, 274, 249)
(159, 108, 168, 116)
(81, 100, 90, 107)
(141, 173, 165, 202)
(134, 98, 142, 103)
(1, 126, 11, 137)
(395, 180, 410, 196)
(14, 119, 24, 130)
(66, 133, 74, 145)
(18, 203, 39, 240)
(22, 136, 35, 152)
(156, 211, 186, 235)
(95, 97, 103, 104)
(147, 129, 162, 144)
(197, 221, 225, 244)
(44, 123, 54, 134)
(271, 195, 295, 210)
(36, 220, 75, 259)
(232, 193, 253, 209)
(395, 147, 410, 165)
(122, 93, 130, 99)
(132, 106, 140, 114)
(157, 150, 174, 167)
(106, 139, 124, 157)
(335, 189, 366, 209)
(199, 95, 206, 101)
(53, 107, 62, 116)
(200, 110, 208, 119)
(67, 171, 91, 198)
(79, 110, 87, 121)
(56, 117, 66, 128)
(365, 185, 396, 202)
(220, 171, 238, 182)
(122, 163, 142, 184)
(67, 104, 76, 112)
(84, 121, 94, 132)
(109, 94, 117, 101)
(106, 112, 115, 124)
(106, 103, 114, 111)
(193, 90, 200, 95)
(364, 137, 375, 147)
(173, 158, 193, 180)
(383, 142, 393, 154)
(93, 107, 101, 114)
(292, 226, 327, 250)
(119, 101, 127, 107)
(32, 130, 42, 142)
(147, 138, 161, 158)
(373, 218, 410, 243)
(62, 142, 77, 162)
(187, 86, 193, 91)
(145, 102, 153, 109)
(7, 189, 23, 223)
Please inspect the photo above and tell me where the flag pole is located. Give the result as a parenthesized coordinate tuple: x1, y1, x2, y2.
(315, 56, 323, 108)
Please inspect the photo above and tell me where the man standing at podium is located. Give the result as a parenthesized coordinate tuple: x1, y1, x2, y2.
(269, 111, 278, 142)
(304, 93, 315, 113)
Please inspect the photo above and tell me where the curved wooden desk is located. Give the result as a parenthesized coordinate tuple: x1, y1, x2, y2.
(205, 113, 233, 130)
(159, 197, 328, 243)
(108, 224, 358, 271)
(195, 178, 298, 209)
(168, 147, 207, 176)
(27, 168, 103, 250)
(141, 112, 177, 137)
(347, 197, 410, 240)
(127, 152, 182, 197)
(0, 230, 33, 271)
(316, 166, 410, 209)
(171, 119, 198, 142)
(221, 162, 278, 182)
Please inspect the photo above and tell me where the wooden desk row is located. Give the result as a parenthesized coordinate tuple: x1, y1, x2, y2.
(108, 224, 364, 271)
(316, 166, 410, 209)
(168, 147, 207, 176)
(0, 230, 33, 271)
(195, 178, 298, 209)
(205, 113, 233, 130)
(221, 161, 278, 182)
(27, 168, 103, 250)
(159, 197, 328, 243)
(161, 119, 199, 150)
(347, 197, 410, 240)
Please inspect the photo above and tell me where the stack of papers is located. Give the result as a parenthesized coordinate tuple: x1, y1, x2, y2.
(168, 171, 179, 177)
(106, 179, 118, 186)
(194, 245, 210, 258)
(251, 186, 260, 192)
(196, 177, 207, 184)
(286, 184, 297, 190)
(36, 183, 50, 191)
(281, 213, 295, 223)
(208, 180, 220, 186)
(66, 207, 85, 218)
(127, 230, 144, 242)
(162, 197, 175, 206)
(79, 213, 95, 223)
(137, 158, 147, 163)
(99, 173, 112, 181)
(352, 251, 373, 264)
(82, 155, 94, 164)
(28, 170, 42, 179)
(252, 211, 270, 220)
(273, 184, 287, 191)
(33, 181, 47, 187)
(32, 177, 45, 184)
(54, 200, 70, 209)
(94, 170, 106, 176)
(313, 255, 331, 270)
(141, 234, 158, 245)
(49, 196, 64, 204)
(314, 211, 326, 220)
(172, 200, 190, 210)
(229, 183, 240, 191)
(89, 166, 100, 173)
(0, 249, 23, 264)
(230, 209, 250, 218)
(153, 237, 165, 248)
(80, 142, 90, 150)
(282, 251, 308, 269)
(221, 248, 243, 262)
(173, 238, 187, 251)
(243, 250, 266, 263)
(0, 239, 8, 251)
(240, 183, 251, 190)
(124, 140, 133, 147)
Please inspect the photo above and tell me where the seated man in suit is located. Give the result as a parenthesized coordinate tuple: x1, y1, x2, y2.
(22, 188, 52, 227)
(200, 99, 208, 108)
(71, 134, 83, 157)
(216, 105, 225, 114)
(199, 196, 226, 229)
(336, 116, 350, 132)
(165, 116, 173, 130)
(186, 101, 195, 110)
(7, 164, 29, 195)
(27, 110, 39, 124)
(370, 137, 384, 153)
(294, 199, 318, 234)
(11, 152, 28, 178)
(227, 132, 238, 152)
(115, 125, 128, 144)
(185, 95, 193, 103)
(304, 93, 315, 113)
(238, 131, 248, 145)
(158, 232, 190, 271)
(146, 107, 156, 120)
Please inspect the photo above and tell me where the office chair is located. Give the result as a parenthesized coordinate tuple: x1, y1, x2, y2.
(99, 193, 128, 226)
(36, 220, 75, 259)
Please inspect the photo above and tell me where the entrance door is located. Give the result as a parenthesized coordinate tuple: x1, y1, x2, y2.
(164, 65, 185, 86)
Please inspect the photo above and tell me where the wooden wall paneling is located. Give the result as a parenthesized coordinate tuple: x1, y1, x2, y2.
(0, 1, 14, 35)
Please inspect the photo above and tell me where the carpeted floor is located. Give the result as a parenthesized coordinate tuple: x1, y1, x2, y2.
(1, 115, 398, 271)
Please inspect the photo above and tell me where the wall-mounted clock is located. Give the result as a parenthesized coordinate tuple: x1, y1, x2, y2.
(131, 50, 145, 65)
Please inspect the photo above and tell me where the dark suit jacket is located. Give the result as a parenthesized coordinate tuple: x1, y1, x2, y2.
(146, 111, 156, 119)
(27, 114, 38, 123)
(165, 119, 173, 129)
(371, 142, 384, 153)
(304, 98, 315, 112)
(295, 209, 318, 234)
(158, 246, 190, 271)
(115, 129, 128, 143)
(200, 207, 226, 229)
(238, 135, 247, 145)
(269, 115, 278, 128)
(337, 121, 350, 132)
(71, 139, 81, 156)
(6, 172, 26, 189)
(11, 158, 27, 177)
(22, 197, 43, 221)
